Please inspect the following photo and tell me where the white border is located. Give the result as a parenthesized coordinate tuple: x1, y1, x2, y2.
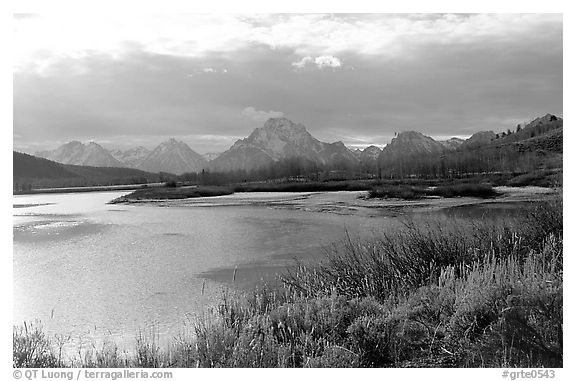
(3, 1, 571, 379)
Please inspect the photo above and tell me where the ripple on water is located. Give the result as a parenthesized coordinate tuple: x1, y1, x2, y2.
(13, 219, 108, 243)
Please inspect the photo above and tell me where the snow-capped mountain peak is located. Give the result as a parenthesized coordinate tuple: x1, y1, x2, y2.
(137, 138, 207, 175)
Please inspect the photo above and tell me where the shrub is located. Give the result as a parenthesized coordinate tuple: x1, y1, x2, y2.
(431, 183, 497, 198)
(369, 183, 498, 200)
(111, 186, 234, 202)
(164, 181, 178, 188)
(368, 185, 427, 200)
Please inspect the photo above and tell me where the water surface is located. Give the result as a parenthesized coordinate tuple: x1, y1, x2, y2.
(13, 191, 399, 349)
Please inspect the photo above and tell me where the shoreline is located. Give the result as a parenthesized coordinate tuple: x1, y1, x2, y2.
(13, 182, 164, 196)
(111, 186, 558, 217)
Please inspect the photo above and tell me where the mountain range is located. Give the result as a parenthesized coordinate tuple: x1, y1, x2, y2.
(31, 114, 562, 176)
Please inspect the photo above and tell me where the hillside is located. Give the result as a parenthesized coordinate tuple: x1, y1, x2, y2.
(376, 114, 562, 179)
(14, 151, 81, 181)
(513, 127, 563, 153)
(13, 151, 163, 191)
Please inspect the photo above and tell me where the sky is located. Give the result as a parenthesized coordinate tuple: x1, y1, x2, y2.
(12, 13, 563, 153)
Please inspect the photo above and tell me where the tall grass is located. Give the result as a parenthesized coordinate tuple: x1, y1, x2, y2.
(14, 198, 562, 368)
(13, 321, 57, 367)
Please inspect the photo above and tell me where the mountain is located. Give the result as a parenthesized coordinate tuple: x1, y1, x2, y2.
(137, 138, 207, 175)
(202, 152, 222, 161)
(496, 114, 562, 145)
(379, 131, 446, 160)
(14, 151, 162, 191)
(209, 117, 358, 172)
(359, 145, 382, 162)
(376, 113, 562, 179)
(460, 131, 497, 149)
(357, 145, 382, 172)
(524, 114, 561, 130)
(109, 146, 151, 168)
(36, 141, 124, 167)
(318, 141, 359, 168)
(439, 137, 465, 150)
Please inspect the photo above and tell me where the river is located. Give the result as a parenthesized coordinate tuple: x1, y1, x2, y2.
(13, 190, 406, 351)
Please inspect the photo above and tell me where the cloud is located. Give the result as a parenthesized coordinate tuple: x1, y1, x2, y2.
(291, 56, 314, 69)
(13, 14, 562, 74)
(242, 107, 284, 122)
(314, 55, 342, 69)
(292, 55, 342, 70)
(186, 67, 229, 77)
(12, 15, 562, 155)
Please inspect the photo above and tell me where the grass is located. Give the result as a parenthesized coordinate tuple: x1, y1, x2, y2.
(112, 180, 499, 203)
(109, 185, 234, 203)
(108, 170, 561, 203)
(14, 197, 562, 368)
(369, 183, 498, 200)
(433, 183, 499, 198)
(13, 321, 58, 367)
(110, 180, 375, 203)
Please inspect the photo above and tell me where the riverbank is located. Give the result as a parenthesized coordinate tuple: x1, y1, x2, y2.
(110, 185, 558, 217)
(13, 182, 164, 195)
